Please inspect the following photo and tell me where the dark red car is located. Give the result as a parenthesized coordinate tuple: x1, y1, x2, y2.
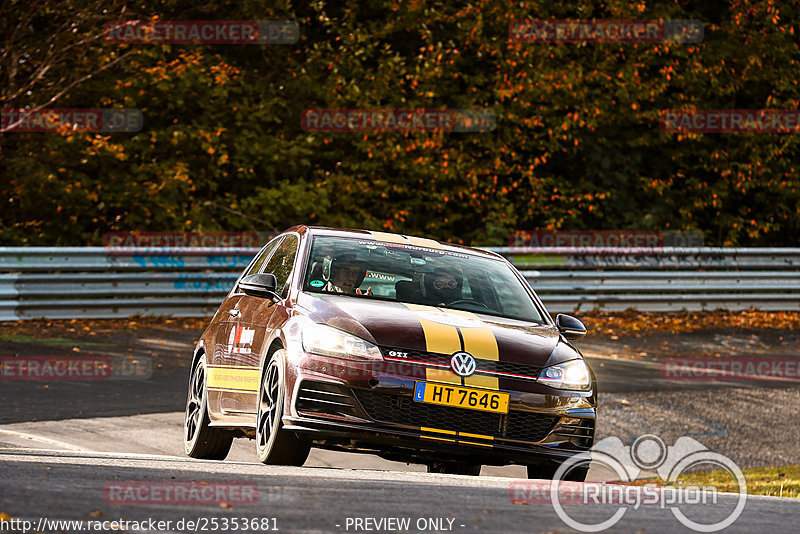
(184, 226, 596, 478)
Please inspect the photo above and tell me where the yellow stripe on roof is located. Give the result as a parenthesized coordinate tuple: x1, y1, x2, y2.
(369, 231, 409, 244)
(406, 236, 444, 249)
(369, 231, 444, 250)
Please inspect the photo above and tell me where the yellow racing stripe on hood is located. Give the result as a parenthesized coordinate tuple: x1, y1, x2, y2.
(452, 312, 499, 359)
(440, 309, 499, 390)
(404, 303, 462, 384)
(404, 304, 499, 389)
(425, 368, 462, 385)
(404, 304, 462, 355)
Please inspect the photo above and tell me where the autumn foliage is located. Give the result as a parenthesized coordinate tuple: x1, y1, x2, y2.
(1, 0, 799, 246)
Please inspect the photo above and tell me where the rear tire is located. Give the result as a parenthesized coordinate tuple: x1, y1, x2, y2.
(184, 353, 234, 460)
(427, 462, 482, 476)
(256, 350, 311, 465)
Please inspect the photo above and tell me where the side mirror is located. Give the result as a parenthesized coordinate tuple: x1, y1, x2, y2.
(239, 273, 279, 299)
(555, 314, 587, 340)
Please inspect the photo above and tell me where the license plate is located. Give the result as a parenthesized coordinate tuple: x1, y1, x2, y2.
(413, 381, 509, 414)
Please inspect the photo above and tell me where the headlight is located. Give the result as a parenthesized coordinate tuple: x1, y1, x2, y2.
(537, 359, 591, 391)
(301, 323, 383, 361)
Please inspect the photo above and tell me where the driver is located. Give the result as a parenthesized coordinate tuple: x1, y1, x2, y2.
(424, 267, 462, 306)
(324, 254, 373, 296)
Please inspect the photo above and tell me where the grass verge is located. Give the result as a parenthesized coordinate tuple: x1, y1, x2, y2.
(627, 464, 800, 498)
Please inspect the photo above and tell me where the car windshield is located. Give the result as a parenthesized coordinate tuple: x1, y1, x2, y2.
(302, 235, 544, 323)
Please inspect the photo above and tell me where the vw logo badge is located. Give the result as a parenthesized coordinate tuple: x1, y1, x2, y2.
(450, 352, 477, 377)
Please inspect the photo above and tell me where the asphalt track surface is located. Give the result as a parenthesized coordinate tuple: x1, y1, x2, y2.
(1, 446, 798, 534)
(1, 324, 799, 533)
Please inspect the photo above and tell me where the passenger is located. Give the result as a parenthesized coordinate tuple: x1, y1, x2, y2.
(323, 254, 373, 296)
(424, 267, 462, 306)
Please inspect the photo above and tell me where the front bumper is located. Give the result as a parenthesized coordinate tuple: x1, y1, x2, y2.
(287, 355, 596, 466)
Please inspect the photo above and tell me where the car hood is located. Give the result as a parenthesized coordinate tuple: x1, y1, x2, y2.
(297, 293, 569, 368)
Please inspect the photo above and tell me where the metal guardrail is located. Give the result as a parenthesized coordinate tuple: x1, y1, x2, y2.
(504, 247, 800, 312)
(0, 247, 253, 271)
(0, 247, 799, 320)
(0, 248, 255, 320)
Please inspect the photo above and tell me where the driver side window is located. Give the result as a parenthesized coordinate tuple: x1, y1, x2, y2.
(262, 235, 299, 297)
(237, 237, 282, 290)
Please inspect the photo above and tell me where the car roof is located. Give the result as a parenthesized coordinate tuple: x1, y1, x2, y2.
(285, 225, 505, 261)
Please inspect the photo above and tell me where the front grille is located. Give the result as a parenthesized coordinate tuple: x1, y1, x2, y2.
(381, 347, 542, 379)
(296, 381, 360, 418)
(354, 389, 557, 443)
(506, 411, 565, 443)
(479, 360, 544, 378)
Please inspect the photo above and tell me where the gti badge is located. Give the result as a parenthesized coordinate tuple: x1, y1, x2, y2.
(450, 352, 477, 377)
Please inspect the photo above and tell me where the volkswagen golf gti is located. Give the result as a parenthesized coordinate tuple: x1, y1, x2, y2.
(184, 226, 596, 479)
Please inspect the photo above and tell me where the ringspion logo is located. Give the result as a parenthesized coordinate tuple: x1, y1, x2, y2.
(511, 435, 746, 532)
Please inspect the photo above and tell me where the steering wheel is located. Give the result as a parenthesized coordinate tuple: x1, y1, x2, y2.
(447, 299, 489, 309)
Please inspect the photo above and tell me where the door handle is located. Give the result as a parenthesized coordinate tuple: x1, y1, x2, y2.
(228, 309, 241, 318)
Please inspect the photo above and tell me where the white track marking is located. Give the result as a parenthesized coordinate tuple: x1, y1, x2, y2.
(0, 428, 89, 451)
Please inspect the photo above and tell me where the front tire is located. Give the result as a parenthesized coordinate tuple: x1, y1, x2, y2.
(184, 353, 233, 460)
(255, 350, 310, 465)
